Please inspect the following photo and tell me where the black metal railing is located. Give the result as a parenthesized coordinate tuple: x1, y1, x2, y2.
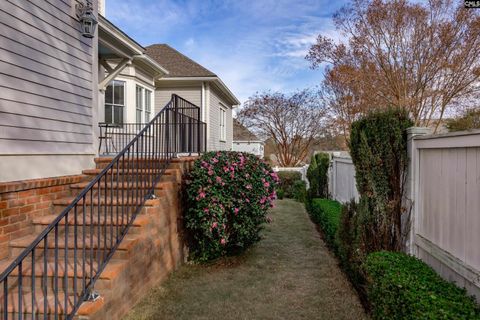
(99, 95, 207, 155)
(0, 94, 206, 319)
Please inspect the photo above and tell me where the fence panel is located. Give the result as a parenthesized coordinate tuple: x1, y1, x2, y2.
(329, 156, 359, 203)
(410, 130, 480, 299)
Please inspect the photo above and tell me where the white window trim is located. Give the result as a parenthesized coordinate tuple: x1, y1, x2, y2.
(136, 85, 144, 123)
(105, 80, 126, 125)
(136, 85, 153, 123)
(219, 106, 226, 142)
(145, 89, 152, 122)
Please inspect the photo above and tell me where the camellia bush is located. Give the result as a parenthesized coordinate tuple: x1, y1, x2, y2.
(185, 151, 279, 262)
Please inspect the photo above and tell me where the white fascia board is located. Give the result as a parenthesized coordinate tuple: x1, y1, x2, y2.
(132, 55, 170, 77)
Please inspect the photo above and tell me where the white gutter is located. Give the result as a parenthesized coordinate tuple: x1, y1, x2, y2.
(132, 54, 170, 77)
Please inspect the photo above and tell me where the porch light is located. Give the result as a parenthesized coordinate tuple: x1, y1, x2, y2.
(76, 1, 97, 38)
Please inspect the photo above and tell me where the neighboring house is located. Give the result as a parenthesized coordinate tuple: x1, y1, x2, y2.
(146, 44, 239, 151)
(232, 119, 264, 157)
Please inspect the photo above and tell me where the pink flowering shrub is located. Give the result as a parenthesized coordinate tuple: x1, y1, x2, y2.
(185, 151, 278, 261)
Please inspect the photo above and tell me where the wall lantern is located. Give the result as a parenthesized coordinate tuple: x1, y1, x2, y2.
(76, 1, 98, 38)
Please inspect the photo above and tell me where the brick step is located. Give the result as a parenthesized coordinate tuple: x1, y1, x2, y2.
(10, 234, 138, 259)
(4, 259, 127, 292)
(94, 157, 196, 170)
(2, 290, 103, 319)
(32, 213, 149, 235)
(70, 180, 174, 191)
(82, 168, 179, 177)
(52, 196, 159, 207)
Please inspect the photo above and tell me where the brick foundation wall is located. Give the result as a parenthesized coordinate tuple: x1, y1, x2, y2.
(0, 175, 84, 260)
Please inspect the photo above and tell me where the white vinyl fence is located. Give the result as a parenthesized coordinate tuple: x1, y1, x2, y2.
(406, 129, 480, 299)
(328, 128, 480, 300)
(328, 155, 359, 203)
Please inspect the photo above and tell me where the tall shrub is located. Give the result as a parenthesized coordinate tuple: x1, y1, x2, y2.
(276, 171, 302, 199)
(349, 108, 413, 252)
(307, 152, 330, 198)
(185, 151, 279, 262)
(315, 152, 330, 198)
(307, 155, 319, 197)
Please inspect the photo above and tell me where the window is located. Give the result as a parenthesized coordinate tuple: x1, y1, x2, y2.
(105, 80, 125, 125)
(219, 107, 226, 141)
(145, 89, 152, 121)
(136, 85, 143, 123)
(136, 86, 153, 123)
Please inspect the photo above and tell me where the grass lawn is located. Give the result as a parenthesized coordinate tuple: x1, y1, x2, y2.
(123, 199, 367, 320)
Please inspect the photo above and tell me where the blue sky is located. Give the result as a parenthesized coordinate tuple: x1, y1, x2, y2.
(105, 0, 345, 104)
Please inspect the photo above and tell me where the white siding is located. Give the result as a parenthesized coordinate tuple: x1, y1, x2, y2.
(209, 87, 232, 151)
(0, 0, 97, 182)
(154, 83, 234, 152)
(154, 86, 202, 113)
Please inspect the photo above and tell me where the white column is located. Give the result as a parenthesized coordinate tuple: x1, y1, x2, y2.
(404, 127, 431, 255)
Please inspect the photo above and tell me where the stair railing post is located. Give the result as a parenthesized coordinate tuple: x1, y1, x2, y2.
(173, 94, 178, 156)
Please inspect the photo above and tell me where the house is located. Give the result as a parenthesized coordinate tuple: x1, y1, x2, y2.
(146, 44, 239, 151)
(0, 1, 239, 318)
(232, 119, 265, 157)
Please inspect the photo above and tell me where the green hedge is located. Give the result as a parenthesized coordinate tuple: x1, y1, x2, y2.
(365, 251, 480, 320)
(307, 198, 342, 249)
(307, 152, 330, 198)
(277, 171, 305, 201)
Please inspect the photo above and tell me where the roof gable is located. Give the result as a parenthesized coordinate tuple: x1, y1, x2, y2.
(145, 44, 216, 78)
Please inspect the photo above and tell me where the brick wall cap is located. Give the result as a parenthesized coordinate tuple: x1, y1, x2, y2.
(0, 175, 84, 194)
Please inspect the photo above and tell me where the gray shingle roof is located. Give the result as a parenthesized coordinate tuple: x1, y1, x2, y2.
(233, 119, 260, 141)
(145, 44, 216, 78)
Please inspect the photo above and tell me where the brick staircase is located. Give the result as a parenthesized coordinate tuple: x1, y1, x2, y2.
(0, 157, 196, 319)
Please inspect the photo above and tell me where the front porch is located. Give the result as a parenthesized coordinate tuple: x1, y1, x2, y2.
(97, 94, 207, 157)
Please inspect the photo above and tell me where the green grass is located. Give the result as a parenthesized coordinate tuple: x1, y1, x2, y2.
(123, 199, 366, 320)
(307, 198, 342, 249)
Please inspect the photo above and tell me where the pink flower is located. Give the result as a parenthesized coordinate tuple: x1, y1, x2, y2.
(220, 238, 226, 245)
(204, 208, 210, 213)
(208, 170, 214, 176)
(212, 222, 218, 229)
(234, 208, 239, 215)
(211, 158, 219, 163)
(264, 182, 270, 188)
(199, 191, 206, 199)
(246, 184, 252, 190)
(216, 176, 222, 184)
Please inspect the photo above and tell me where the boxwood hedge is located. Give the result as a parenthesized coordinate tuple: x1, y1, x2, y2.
(365, 251, 480, 320)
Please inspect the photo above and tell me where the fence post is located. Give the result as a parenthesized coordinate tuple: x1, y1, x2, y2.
(404, 127, 431, 255)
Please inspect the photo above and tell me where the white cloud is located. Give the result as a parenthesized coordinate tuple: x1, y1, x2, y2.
(106, 0, 345, 104)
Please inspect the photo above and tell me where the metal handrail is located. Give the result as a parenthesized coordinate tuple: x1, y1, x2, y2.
(0, 94, 206, 319)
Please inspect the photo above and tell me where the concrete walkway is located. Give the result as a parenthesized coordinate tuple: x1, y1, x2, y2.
(124, 199, 367, 320)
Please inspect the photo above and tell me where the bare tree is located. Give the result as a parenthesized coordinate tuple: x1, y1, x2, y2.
(308, 0, 480, 132)
(237, 90, 326, 167)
